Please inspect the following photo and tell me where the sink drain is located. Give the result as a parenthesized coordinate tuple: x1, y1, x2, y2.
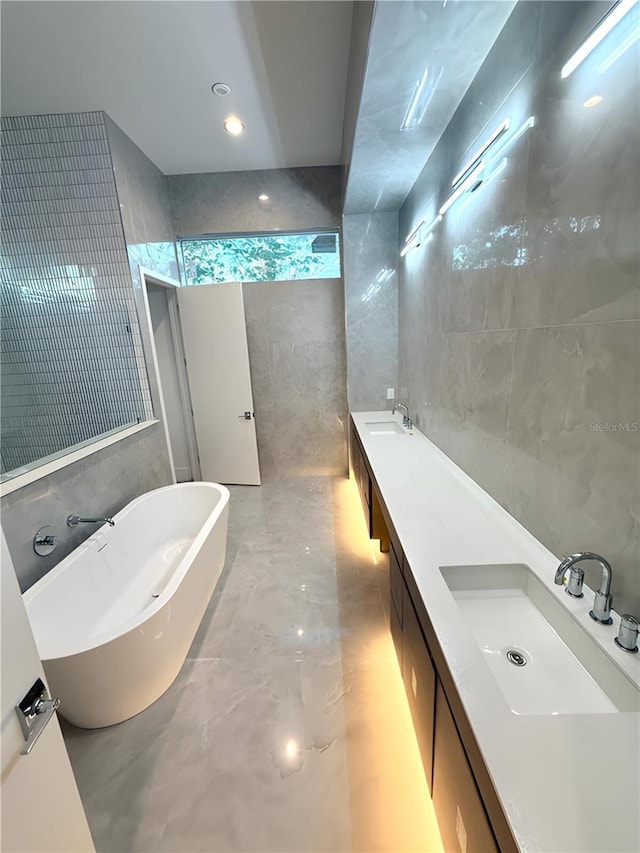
(506, 649, 528, 667)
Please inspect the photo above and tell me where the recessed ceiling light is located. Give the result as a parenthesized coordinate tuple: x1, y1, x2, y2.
(583, 94, 603, 108)
(223, 116, 245, 136)
(212, 82, 230, 97)
(258, 193, 269, 201)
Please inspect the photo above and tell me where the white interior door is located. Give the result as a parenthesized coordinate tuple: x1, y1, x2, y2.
(177, 282, 261, 485)
(1, 530, 94, 852)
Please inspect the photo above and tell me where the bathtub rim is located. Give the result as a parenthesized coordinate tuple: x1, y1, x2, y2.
(23, 481, 230, 661)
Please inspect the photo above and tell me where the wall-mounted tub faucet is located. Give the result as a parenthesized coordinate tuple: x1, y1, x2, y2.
(67, 515, 115, 528)
(554, 552, 613, 624)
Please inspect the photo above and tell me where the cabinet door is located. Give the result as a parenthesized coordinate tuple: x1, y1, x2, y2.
(433, 681, 498, 853)
(350, 426, 371, 530)
(371, 485, 390, 552)
(389, 547, 403, 668)
(402, 585, 436, 794)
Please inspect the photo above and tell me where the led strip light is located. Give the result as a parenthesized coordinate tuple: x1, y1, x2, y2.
(561, 0, 637, 78)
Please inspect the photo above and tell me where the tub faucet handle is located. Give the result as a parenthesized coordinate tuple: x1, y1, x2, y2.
(33, 526, 57, 557)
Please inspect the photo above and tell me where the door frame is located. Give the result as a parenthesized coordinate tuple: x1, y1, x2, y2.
(137, 266, 201, 482)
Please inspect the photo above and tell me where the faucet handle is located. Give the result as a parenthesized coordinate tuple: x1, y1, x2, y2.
(566, 566, 584, 598)
(33, 526, 56, 557)
(615, 615, 639, 653)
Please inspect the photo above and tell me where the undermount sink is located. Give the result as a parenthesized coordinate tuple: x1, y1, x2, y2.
(365, 421, 405, 435)
(440, 563, 639, 716)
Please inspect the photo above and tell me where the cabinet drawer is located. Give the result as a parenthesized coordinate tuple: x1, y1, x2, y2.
(433, 680, 498, 853)
(402, 585, 436, 794)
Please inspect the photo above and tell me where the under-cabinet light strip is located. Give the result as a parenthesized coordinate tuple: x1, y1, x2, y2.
(450, 119, 510, 188)
(561, 0, 637, 79)
(439, 160, 485, 216)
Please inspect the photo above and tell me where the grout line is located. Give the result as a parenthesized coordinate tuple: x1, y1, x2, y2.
(446, 318, 639, 334)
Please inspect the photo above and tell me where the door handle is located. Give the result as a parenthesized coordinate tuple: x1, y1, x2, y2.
(238, 412, 253, 420)
(16, 678, 61, 755)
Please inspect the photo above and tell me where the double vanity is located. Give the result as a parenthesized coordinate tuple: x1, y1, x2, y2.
(350, 412, 640, 853)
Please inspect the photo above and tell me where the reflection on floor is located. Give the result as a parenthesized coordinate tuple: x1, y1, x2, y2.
(63, 474, 443, 852)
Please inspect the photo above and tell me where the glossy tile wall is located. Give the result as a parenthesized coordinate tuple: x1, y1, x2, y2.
(167, 165, 348, 475)
(167, 166, 342, 236)
(341, 0, 374, 194)
(344, 0, 516, 214)
(243, 279, 348, 477)
(343, 212, 398, 411)
(104, 115, 180, 282)
(398, 1, 640, 615)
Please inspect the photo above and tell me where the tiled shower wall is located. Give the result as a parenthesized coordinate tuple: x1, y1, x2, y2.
(398, 2, 640, 615)
(0, 112, 152, 475)
(0, 111, 173, 591)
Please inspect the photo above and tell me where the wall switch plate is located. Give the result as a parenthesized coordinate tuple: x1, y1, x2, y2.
(456, 806, 468, 853)
(387, 388, 395, 400)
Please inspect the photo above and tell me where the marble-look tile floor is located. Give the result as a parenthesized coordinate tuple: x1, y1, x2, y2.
(63, 473, 443, 853)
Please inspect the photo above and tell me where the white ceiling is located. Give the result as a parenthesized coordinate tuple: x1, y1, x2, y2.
(0, 1, 354, 175)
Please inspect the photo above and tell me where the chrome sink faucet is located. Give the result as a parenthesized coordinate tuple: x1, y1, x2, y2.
(393, 402, 412, 429)
(555, 552, 613, 624)
(67, 515, 115, 528)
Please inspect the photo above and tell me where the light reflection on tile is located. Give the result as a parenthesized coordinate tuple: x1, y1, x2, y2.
(398, 0, 640, 618)
(62, 473, 443, 853)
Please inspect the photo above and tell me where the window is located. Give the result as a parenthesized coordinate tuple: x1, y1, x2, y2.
(180, 231, 341, 285)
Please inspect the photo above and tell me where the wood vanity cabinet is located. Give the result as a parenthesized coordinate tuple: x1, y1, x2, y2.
(433, 680, 498, 853)
(389, 546, 403, 668)
(350, 423, 371, 531)
(350, 419, 393, 553)
(402, 582, 436, 794)
(350, 416, 513, 853)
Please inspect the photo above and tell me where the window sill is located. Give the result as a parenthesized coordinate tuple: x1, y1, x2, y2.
(0, 420, 159, 498)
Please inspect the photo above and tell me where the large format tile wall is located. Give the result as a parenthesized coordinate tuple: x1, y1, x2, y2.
(168, 166, 349, 476)
(1, 111, 173, 591)
(398, 1, 640, 614)
(0, 112, 150, 474)
(167, 166, 342, 237)
(343, 212, 399, 411)
(243, 279, 348, 476)
(105, 115, 180, 283)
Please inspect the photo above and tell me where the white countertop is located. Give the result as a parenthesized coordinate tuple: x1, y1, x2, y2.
(352, 412, 640, 853)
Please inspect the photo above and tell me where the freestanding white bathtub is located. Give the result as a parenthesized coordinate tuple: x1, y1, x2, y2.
(23, 482, 230, 729)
